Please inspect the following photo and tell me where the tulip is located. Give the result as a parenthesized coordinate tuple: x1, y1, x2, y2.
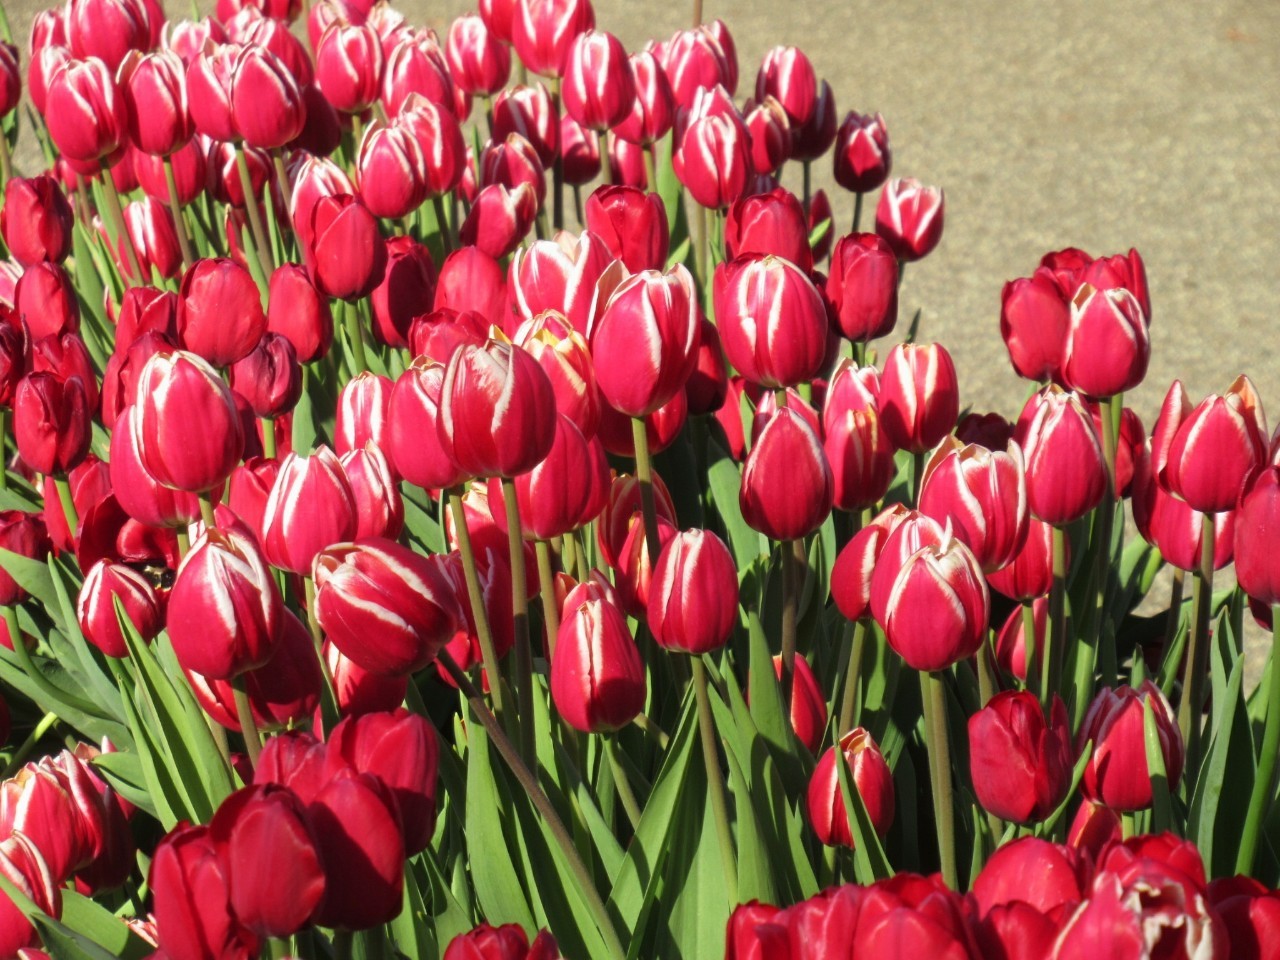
(65, 0, 151, 71)
(755, 45, 816, 127)
(409, 311, 487, 372)
(562, 29, 634, 132)
(0, 42, 18, 119)
(495, 414, 606, 540)
(177, 258, 268, 368)
(260, 446, 357, 575)
(1235, 465, 1280, 605)
(551, 595, 645, 733)
(326, 708, 439, 854)
(1152, 376, 1267, 514)
(823, 365, 896, 512)
(1000, 268, 1070, 383)
(563, 119, 602, 184)
(434, 247, 509, 327)
(675, 113, 749, 209)
(875, 177, 944, 262)
(830, 505, 911, 622)
(740, 406, 834, 541)
(655, 26, 734, 109)
(380, 34, 455, 119)
(151, 824, 259, 960)
(369, 236, 437, 349)
(76, 559, 163, 658)
(40, 457, 109, 553)
(771, 654, 827, 754)
(356, 121, 428, 220)
(969, 692, 1072, 823)
(130, 351, 245, 493)
(509, 233, 614, 339)
(186, 43, 240, 144)
(228, 333, 301, 422)
(1131, 441, 1234, 573)
(340, 441, 403, 539)
(612, 512, 676, 619)
(511, 0, 595, 79)
(827, 233, 898, 342)
(596, 472, 677, 569)
(313, 538, 459, 676)
(446, 14, 511, 95)
(971, 837, 1084, 923)
(591, 265, 699, 417)
(228, 47, 306, 150)
(267, 264, 333, 363)
(445, 924, 562, 960)
(714, 254, 828, 389)
(583, 185, 670, 273)
(613, 50, 674, 146)
(306, 194, 388, 302)
(1061, 284, 1149, 399)
(833, 111, 891, 195)
(491, 84, 559, 168)
(388, 359, 470, 491)
(459, 183, 539, 259)
(1207, 878, 1280, 960)
(394, 95, 466, 201)
(807, 727, 894, 847)
(315, 23, 384, 114)
(44, 58, 129, 163)
(1017, 387, 1107, 525)
(877, 342, 959, 455)
(919, 439, 1029, 572)
(685, 318, 728, 416)
(14, 263, 79, 340)
(724, 189, 811, 272)
(108, 409, 204, 529)
(168, 523, 283, 679)
(325, 640, 409, 719)
(1, 178, 74, 267)
(641, 528, 738, 655)
(14, 373, 90, 476)
(1078, 681, 1184, 811)
(116, 197, 184, 284)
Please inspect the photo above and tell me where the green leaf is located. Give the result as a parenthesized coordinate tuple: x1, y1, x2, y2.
(835, 738, 893, 882)
(0, 872, 119, 960)
(1143, 697, 1174, 833)
(704, 436, 764, 571)
(745, 607, 802, 787)
(0, 547, 65, 632)
(90, 750, 157, 820)
(1039, 742, 1093, 838)
(1189, 650, 1254, 875)
(59, 892, 151, 960)
(807, 217, 832, 250)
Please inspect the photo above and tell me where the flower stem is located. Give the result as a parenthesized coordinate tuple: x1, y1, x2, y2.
(550, 79, 564, 230)
(1236, 605, 1280, 876)
(535, 540, 560, 660)
(446, 487, 507, 723)
(261, 419, 277, 460)
(852, 191, 863, 234)
(1, 711, 57, 779)
(54, 476, 78, 537)
(163, 155, 196, 270)
(233, 147, 275, 282)
(920, 669, 958, 889)
(332, 930, 353, 960)
(343, 300, 369, 376)
(100, 165, 143, 286)
(1178, 513, 1216, 767)
(500, 477, 536, 767)
(780, 538, 799, 710)
(599, 129, 613, 185)
(302, 576, 341, 734)
(1021, 600, 1039, 694)
(605, 735, 641, 829)
(1043, 525, 1068, 703)
(630, 417, 662, 561)
(432, 195, 454, 254)
(837, 618, 867, 735)
(198, 492, 217, 530)
(231, 678, 262, 768)
(692, 656, 738, 906)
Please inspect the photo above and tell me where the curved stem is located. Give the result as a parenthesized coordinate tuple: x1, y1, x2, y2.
(605, 735, 641, 829)
(632, 711, 670, 750)
(780, 539, 799, 710)
(99, 166, 143, 286)
(535, 540, 560, 660)
(500, 477, 536, 766)
(447, 488, 506, 721)
(1, 711, 57, 779)
(921, 669, 958, 889)
(198, 492, 217, 530)
(437, 650, 627, 960)
(692, 657, 738, 906)
(837, 619, 867, 735)
(1236, 606, 1280, 876)
(162, 156, 195, 270)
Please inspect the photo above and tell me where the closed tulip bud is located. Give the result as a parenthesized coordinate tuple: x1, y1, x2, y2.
(388, 359, 469, 490)
(446, 15, 510, 96)
(969, 691, 1072, 823)
(714, 254, 828, 389)
(755, 45, 816, 128)
(562, 30, 633, 132)
(151, 824, 258, 960)
(512, 0, 594, 79)
(584, 185, 670, 273)
(919, 439, 1029, 572)
(112, 197, 182, 284)
(743, 95, 792, 175)
(646, 528, 738, 654)
(480, 133, 547, 208)
(684, 318, 728, 416)
(207, 785, 325, 939)
(592, 265, 699, 417)
(655, 24, 736, 109)
(177, 258, 268, 368)
(0, 512, 52, 606)
(307, 772, 405, 930)
(824, 400, 895, 514)
(873, 524, 989, 671)
(14, 373, 90, 475)
(185, 43, 241, 143)
(27, 44, 71, 119)
(807, 727, 894, 847)
(380, 33, 455, 119)
(491, 84, 559, 168)
(230, 46, 306, 150)
(40, 456, 109, 553)
(15, 262, 80, 340)
(877, 342, 959, 455)
(1152, 376, 1267, 514)
(326, 708, 440, 854)
(595, 471, 675, 569)
(229, 333, 301, 420)
(459, 183, 539, 259)
(367, 237, 435, 349)
(44, 58, 129, 163)
(833, 110, 891, 194)
(1235, 466, 1280, 605)
(993, 596, 1045, 681)
(479, 0, 517, 41)
(830, 504, 910, 621)
(356, 121, 428, 219)
(725, 189, 810, 271)
(396, 94, 467, 198)
(509, 234, 612, 339)
(324, 640, 409, 719)
(307, 193, 387, 301)
(988, 516, 1059, 600)
(741, 406, 834, 541)
(827, 233, 898, 342)
(430, 251, 504, 330)
(676, 114, 749, 209)
(314, 539, 459, 676)
(1018, 386, 1107, 525)
(0, 316, 28, 409)
(340, 445, 404, 540)
(2, 177, 74, 267)
(875, 177, 944, 262)
(445, 924, 562, 960)
(1132, 441, 1234, 573)
(118, 50, 192, 158)
(260, 446, 357, 575)
(226, 456, 279, 542)
(514, 312, 600, 435)
(613, 50, 673, 146)
(438, 339, 557, 478)
(1078, 680, 1184, 812)
(316, 23, 385, 113)
(267, 263, 333, 363)
(76, 559, 163, 657)
(494, 414, 603, 539)
(238, 15, 311, 82)
(551, 595, 644, 732)
(1062, 284, 1149, 398)
(65, 0, 150, 72)
(168, 521, 283, 680)
(131, 351, 245, 493)
(1000, 268, 1070, 383)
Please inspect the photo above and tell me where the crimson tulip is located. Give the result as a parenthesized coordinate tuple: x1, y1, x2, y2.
(919, 439, 1029, 572)
(267, 264, 333, 363)
(740, 406, 833, 541)
(1000, 268, 1070, 383)
(1062, 284, 1149, 398)
(1, 177, 74, 267)
(150, 824, 259, 960)
(315, 23, 384, 113)
(177, 258, 268, 368)
(551, 595, 645, 733)
(833, 111, 891, 194)
(875, 177, 943, 262)
(969, 692, 1072, 823)
(724, 189, 811, 272)
(807, 727, 894, 848)
(827, 233, 898, 342)
(491, 83, 559, 168)
(877, 342, 959, 455)
(1017, 386, 1107, 525)
(307, 194, 388, 301)
(14, 373, 90, 476)
(646, 529, 738, 654)
(1078, 681, 1184, 812)
(76, 559, 164, 658)
(335, 372, 394, 457)
(511, 0, 595, 79)
(446, 14, 510, 95)
(15, 263, 79, 340)
(260, 446, 357, 575)
(676, 113, 749, 209)
(356, 121, 428, 219)
(562, 30, 634, 131)
(584, 185, 669, 273)
(613, 50, 674, 146)
(44, 58, 129, 163)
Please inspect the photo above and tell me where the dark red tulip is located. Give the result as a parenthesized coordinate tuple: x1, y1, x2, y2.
(1, 177, 74, 267)
(76, 559, 164, 657)
(369, 236, 436, 349)
(827, 233, 898, 342)
(15, 262, 79, 340)
(178, 259, 268, 368)
(833, 110, 891, 194)
(459, 183, 539, 259)
(307, 194, 388, 302)
(740, 406, 833, 541)
(1000, 268, 1070, 383)
(267, 263, 333, 364)
(1077, 681, 1184, 812)
(150, 824, 258, 960)
(14, 373, 90, 476)
(877, 342, 959, 455)
(434, 247, 508, 327)
(875, 177, 944, 262)
(807, 727, 894, 847)
(229, 333, 301, 420)
(725, 189, 811, 272)
(0, 513, 52, 607)
(551, 595, 645, 733)
(584, 185, 669, 273)
(969, 692, 1072, 823)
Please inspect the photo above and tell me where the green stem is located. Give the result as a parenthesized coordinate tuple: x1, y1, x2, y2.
(837, 619, 867, 735)
(605, 735, 642, 829)
(550, 80, 564, 230)
(271, 152, 293, 228)
(536, 540, 560, 660)
(852, 191, 863, 234)
(447, 488, 507, 721)
(432, 195, 454, 254)
(695, 203, 709, 288)
(100, 165, 143, 286)
(4, 606, 100, 716)
(198, 492, 217, 530)
(1021, 600, 1039, 693)
(332, 929, 353, 960)
(1237, 605, 1280, 875)
(911, 449, 926, 505)
(1044, 525, 1068, 703)
(633, 711, 670, 750)
(176, 528, 190, 560)
(303, 577, 341, 734)
(163, 156, 196, 270)
(261, 419, 277, 460)
(642, 145, 656, 196)
(231, 680, 262, 768)
(234, 147, 275, 282)
(1178, 513, 1215, 767)
(1159, 567, 1185, 673)
(921, 669, 958, 889)
(692, 657, 738, 905)
(54, 476, 78, 536)
(599, 129, 613, 185)
(437, 650, 627, 960)
(500, 477, 536, 767)
(343, 300, 369, 375)
(630, 418, 662, 562)
(780, 539, 799, 710)
(1, 711, 57, 779)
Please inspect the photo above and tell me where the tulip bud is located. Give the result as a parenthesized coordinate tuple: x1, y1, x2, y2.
(479, 133, 547, 208)
(591, 265, 699, 417)
(833, 111, 891, 194)
(44, 58, 129, 163)
(340, 444, 404, 540)
(313, 539, 459, 676)
(168, 523, 283, 679)
(131, 351, 245, 493)
(807, 727, 894, 847)
(1, 178, 74, 267)
(499, 415, 607, 540)
(509, 233, 613, 339)
(877, 342, 959, 455)
(562, 30, 634, 131)
(755, 45, 816, 128)
(596, 472, 676, 569)
(724, 189, 811, 272)
(767, 655, 827, 754)
(114, 196, 183, 284)
(1000, 268, 1070, 383)
(459, 183, 539, 259)
(259, 446, 357, 575)
(655, 27, 733, 109)
(830, 505, 909, 621)
(151, 825, 259, 960)
(647, 529, 738, 654)
(584, 185, 670, 273)
(380, 33, 455, 119)
(446, 15, 510, 96)
(76, 559, 164, 658)
(1152, 376, 1267, 514)
(435, 247, 509, 327)
(675, 114, 749, 209)
(596, 390, 687, 457)
(108, 409, 203, 529)
(387, 358, 469, 491)
(1062, 284, 1149, 399)
(1078, 681, 1184, 812)
(1132, 441, 1234, 573)
(65, 0, 151, 71)
(177, 258, 269, 368)
(267, 263, 333, 363)
(919, 440, 1029, 572)
(875, 177, 944, 262)
(613, 50, 674, 146)
(491, 84, 559, 168)
(969, 692, 1072, 823)
(1235, 466, 1280, 605)
(511, 0, 595, 79)
(229, 333, 301, 421)
(14, 373, 90, 476)
(307, 194, 388, 301)
(551, 595, 645, 733)
(315, 23, 385, 113)
(1018, 387, 1107, 525)
(826, 233, 898, 342)
(15, 263, 79, 340)
(0, 43, 18, 119)
(369, 236, 436, 349)
(988, 516, 1059, 601)
(740, 406, 834, 541)
(0, 513, 52, 607)
(356, 121, 428, 219)
(324, 640, 409, 719)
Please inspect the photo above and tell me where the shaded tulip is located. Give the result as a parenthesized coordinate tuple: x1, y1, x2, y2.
(500, 414, 607, 540)
(743, 95, 792, 176)
(807, 727, 894, 847)
(1017, 387, 1107, 525)
(491, 83, 559, 168)
(1000, 268, 1070, 383)
(875, 177, 943, 262)
(178, 258, 268, 368)
(1, 177, 74, 267)
(434, 247, 508, 328)
(1062, 284, 1149, 398)
(76, 559, 163, 657)
(44, 58, 128, 163)
(388, 359, 470, 490)
(771, 654, 827, 754)
(877, 342, 959, 455)
(14, 373, 90, 475)
(315, 23, 384, 113)
(307, 194, 388, 301)
(833, 110, 891, 194)
(969, 692, 1072, 823)
(724, 189, 811, 272)
(1235, 465, 1280, 605)
(741, 406, 833, 541)
(340, 444, 404, 540)
(108, 408, 204, 528)
(830, 504, 911, 621)
(919, 439, 1029, 572)
(511, 0, 595, 79)
(229, 333, 301, 420)
(14, 263, 79, 340)
(150, 825, 258, 960)
(1078, 680, 1184, 812)
(116, 197, 184, 283)
(596, 389, 687, 457)
(584, 185, 669, 273)
(444, 924, 561, 960)
(325, 640, 409, 719)
(370, 236, 436, 349)
(459, 183, 538, 259)
(596, 471, 676, 569)
(971, 837, 1084, 921)
(551, 595, 645, 733)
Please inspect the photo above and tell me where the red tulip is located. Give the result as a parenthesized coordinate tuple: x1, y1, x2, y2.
(1131, 441, 1234, 573)
(919, 439, 1029, 572)
(14, 373, 90, 476)
(380, 33, 455, 119)
(459, 183, 539, 259)
(388, 358, 469, 490)
(65, 0, 151, 72)
(0, 43, 18, 119)
(875, 177, 943, 262)
(1000, 268, 1070, 383)
(1235, 465, 1280, 605)
(833, 111, 891, 194)
(807, 727, 894, 847)
(434, 247, 508, 328)
(827, 233, 898, 342)
(444, 924, 561, 960)
(971, 837, 1084, 920)
(150, 824, 258, 960)
(306, 194, 388, 301)
(792, 78, 837, 161)
(740, 406, 833, 541)
(356, 121, 428, 219)
(584, 185, 669, 273)
(562, 29, 634, 131)
(725, 189, 811, 272)
(491, 83, 559, 167)
(324, 640, 409, 719)
(647, 529, 738, 654)
(178, 258, 268, 368)
(446, 14, 510, 96)
(14, 263, 79, 340)
(654, 26, 734, 109)
(260, 446, 357, 575)
(397, 94, 467, 198)
(551, 595, 645, 733)
(230, 46, 306, 149)
(1077, 681, 1184, 812)
(969, 692, 1072, 823)
(315, 23, 384, 113)
(823, 363, 896, 512)
(511, 0, 595, 79)
(830, 504, 911, 622)
(613, 50, 674, 146)
(44, 58, 129, 162)
(771, 655, 827, 754)
(596, 471, 677, 569)
(509, 232, 614, 338)
(1, 177, 75, 267)
(369, 236, 436, 349)
(76, 559, 163, 657)
(479, 133, 547, 208)
(676, 113, 749, 209)
(266, 265, 333, 364)
(755, 44, 815, 128)
(1062, 284, 1149, 399)
(1017, 386, 1107, 525)
(877, 342, 959, 455)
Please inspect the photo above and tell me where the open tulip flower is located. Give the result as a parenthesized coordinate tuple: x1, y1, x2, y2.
(0, 3, 1274, 959)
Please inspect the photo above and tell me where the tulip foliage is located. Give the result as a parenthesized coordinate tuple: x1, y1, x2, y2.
(0, 1, 1274, 959)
